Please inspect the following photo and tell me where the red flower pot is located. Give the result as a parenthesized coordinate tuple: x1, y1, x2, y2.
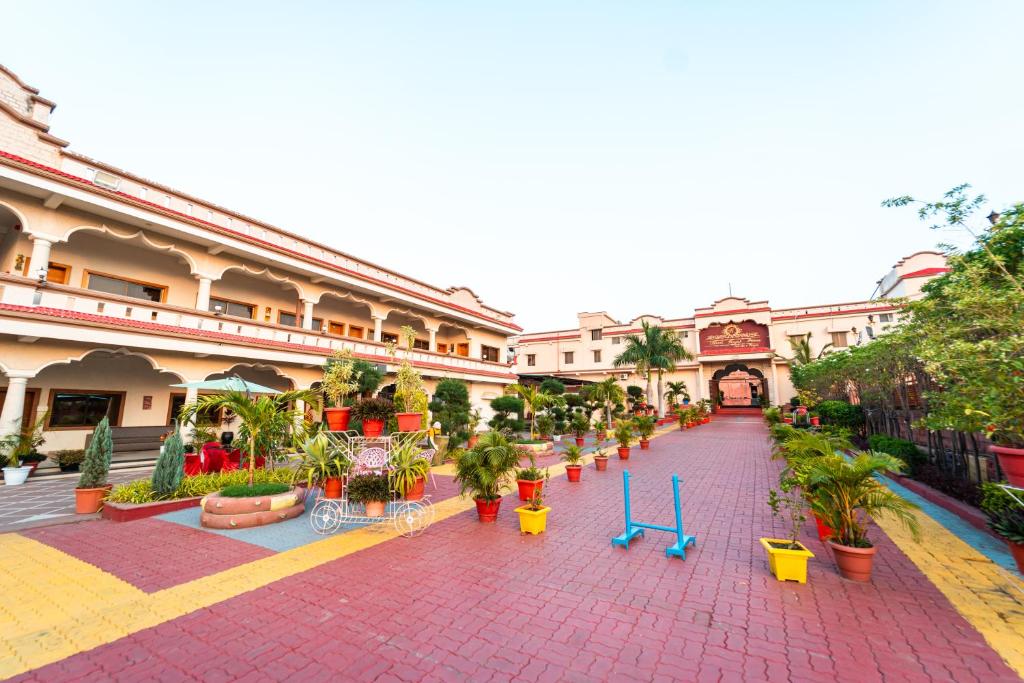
(395, 412, 423, 432)
(74, 487, 107, 514)
(639, 439, 650, 450)
(617, 446, 631, 460)
(324, 477, 343, 499)
(362, 418, 385, 438)
(517, 479, 543, 502)
(566, 465, 582, 482)
(783, 417, 793, 424)
(324, 407, 351, 431)
(468, 434, 479, 448)
(404, 476, 425, 501)
(1007, 541, 1024, 575)
(829, 541, 877, 582)
(813, 515, 833, 542)
(594, 457, 609, 471)
(575, 437, 585, 447)
(703, 417, 710, 424)
(992, 445, 1024, 487)
(810, 416, 820, 426)
(475, 497, 501, 523)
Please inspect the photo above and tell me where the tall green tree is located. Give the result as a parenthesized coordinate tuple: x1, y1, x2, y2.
(508, 383, 560, 439)
(614, 322, 694, 416)
(583, 377, 625, 429)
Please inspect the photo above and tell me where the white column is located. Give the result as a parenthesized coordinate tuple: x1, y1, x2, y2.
(28, 238, 52, 280)
(295, 399, 306, 427)
(179, 386, 199, 439)
(372, 316, 384, 342)
(696, 364, 706, 402)
(0, 374, 32, 438)
(302, 300, 315, 330)
(427, 328, 438, 353)
(770, 363, 780, 408)
(195, 277, 212, 312)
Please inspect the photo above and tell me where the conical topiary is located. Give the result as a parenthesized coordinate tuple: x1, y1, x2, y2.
(78, 417, 112, 489)
(151, 429, 184, 496)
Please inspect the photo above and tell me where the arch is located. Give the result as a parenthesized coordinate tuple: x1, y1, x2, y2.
(63, 224, 199, 274)
(384, 308, 430, 338)
(315, 289, 379, 321)
(0, 200, 31, 233)
(214, 264, 306, 300)
(711, 363, 766, 381)
(31, 347, 187, 382)
(204, 363, 297, 391)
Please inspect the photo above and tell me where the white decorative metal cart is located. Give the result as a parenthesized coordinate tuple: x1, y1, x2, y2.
(308, 430, 436, 537)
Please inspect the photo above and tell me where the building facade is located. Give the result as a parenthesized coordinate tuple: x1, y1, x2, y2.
(0, 65, 520, 451)
(512, 251, 948, 408)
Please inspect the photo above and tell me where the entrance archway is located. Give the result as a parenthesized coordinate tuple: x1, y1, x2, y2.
(709, 364, 769, 408)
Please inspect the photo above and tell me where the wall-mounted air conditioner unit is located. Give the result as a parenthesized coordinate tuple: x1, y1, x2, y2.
(619, 373, 629, 380)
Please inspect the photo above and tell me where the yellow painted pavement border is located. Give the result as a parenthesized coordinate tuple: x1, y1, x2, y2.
(0, 427, 681, 679)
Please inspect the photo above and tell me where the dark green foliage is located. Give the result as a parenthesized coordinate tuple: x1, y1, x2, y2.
(564, 393, 584, 409)
(429, 379, 471, 440)
(352, 359, 385, 398)
(539, 379, 565, 395)
(347, 473, 392, 503)
(351, 397, 395, 421)
(49, 449, 85, 466)
(151, 431, 185, 496)
(626, 385, 645, 402)
(489, 395, 525, 432)
(868, 434, 925, 472)
(219, 482, 291, 497)
(815, 400, 865, 430)
(980, 482, 1017, 517)
(78, 417, 111, 489)
(988, 507, 1024, 544)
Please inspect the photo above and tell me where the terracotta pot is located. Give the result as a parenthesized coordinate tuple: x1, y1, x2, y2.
(324, 477, 343, 499)
(75, 487, 107, 514)
(992, 445, 1024, 487)
(639, 439, 650, 450)
(1006, 540, 1024, 575)
(468, 434, 479, 448)
(395, 412, 423, 432)
(517, 478, 543, 502)
(364, 500, 386, 518)
(617, 446, 630, 460)
(813, 515, 833, 542)
(575, 437, 585, 447)
(404, 476, 425, 501)
(783, 417, 793, 424)
(324, 407, 351, 431)
(566, 465, 582, 482)
(475, 497, 501, 523)
(679, 424, 686, 431)
(829, 541, 877, 582)
(703, 417, 711, 424)
(594, 456, 609, 471)
(362, 418, 385, 438)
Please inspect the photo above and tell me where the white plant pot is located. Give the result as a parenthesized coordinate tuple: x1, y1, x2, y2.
(3, 466, 32, 486)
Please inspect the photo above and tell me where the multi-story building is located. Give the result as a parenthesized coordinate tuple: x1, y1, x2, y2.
(0, 65, 520, 452)
(512, 251, 948, 409)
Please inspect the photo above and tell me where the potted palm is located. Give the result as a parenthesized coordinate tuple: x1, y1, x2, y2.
(51, 449, 85, 473)
(562, 444, 584, 482)
(571, 413, 590, 447)
(352, 397, 394, 439)
(803, 452, 920, 581)
(322, 349, 358, 431)
(75, 417, 112, 512)
(760, 486, 815, 583)
(290, 432, 349, 498)
(347, 473, 391, 517)
(592, 428, 609, 471)
(467, 409, 482, 448)
(2, 412, 48, 484)
(634, 416, 655, 449)
(516, 454, 545, 502)
(515, 469, 550, 534)
(389, 439, 430, 501)
(454, 431, 520, 522)
(394, 364, 428, 432)
(536, 414, 555, 441)
(615, 422, 633, 460)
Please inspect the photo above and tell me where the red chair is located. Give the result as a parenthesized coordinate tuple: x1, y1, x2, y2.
(201, 442, 226, 473)
(221, 449, 242, 473)
(183, 453, 202, 476)
(240, 452, 266, 470)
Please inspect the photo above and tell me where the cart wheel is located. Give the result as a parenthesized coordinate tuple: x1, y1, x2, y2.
(310, 500, 342, 534)
(393, 501, 431, 537)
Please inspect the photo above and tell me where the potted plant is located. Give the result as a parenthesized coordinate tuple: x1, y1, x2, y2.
(393, 334, 429, 432)
(970, 411, 1024, 487)
(634, 416, 655, 450)
(515, 469, 550, 535)
(322, 349, 358, 431)
(536, 414, 555, 441)
(352, 397, 395, 439)
(615, 422, 633, 460)
(2, 411, 48, 484)
(51, 449, 85, 473)
(75, 417, 113, 512)
(516, 455, 545, 502)
(809, 413, 820, 427)
(389, 439, 430, 501)
(803, 452, 920, 582)
(980, 482, 1024, 573)
(347, 473, 391, 517)
(467, 409, 482, 448)
(562, 444, 584, 482)
(454, 431, 520, 522)
(571, 413, 589, 447)
(760, 486, 815, 583)
(290, 432, 349, 498)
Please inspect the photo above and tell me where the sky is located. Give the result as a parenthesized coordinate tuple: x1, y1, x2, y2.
(4, 1, 1022, 331)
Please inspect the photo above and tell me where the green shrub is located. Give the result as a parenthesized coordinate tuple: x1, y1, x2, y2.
(763, 406, 782, 425)
(78, 417, 111, 489)
(429, 379, 471, 441)
(49, 449, 85, 467)
(868, 434, 925, 472)
(151, 432, 185, 496)
(815, 401, 865, 430)
(980, 482, 1018, 517)
(220, 482, 291, 497)
(347, 474, 392, 503)
(107, 467, 294, 503)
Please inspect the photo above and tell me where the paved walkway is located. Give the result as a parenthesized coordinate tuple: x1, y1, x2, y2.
(2, 418, 1022, 681)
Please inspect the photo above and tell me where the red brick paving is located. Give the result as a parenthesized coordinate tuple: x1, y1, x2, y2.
(24, 518, 273, 592)
(13, 419, 1020, 681)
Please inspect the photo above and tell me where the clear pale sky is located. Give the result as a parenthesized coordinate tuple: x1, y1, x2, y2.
(5, 1, 1022, 331)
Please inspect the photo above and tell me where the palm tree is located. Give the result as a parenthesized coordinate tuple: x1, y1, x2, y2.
(584, 377, 625, 429)
(779, 334, 831, 366)
(181, 388, 319, 486)
(613, 322, 693, 417)
(508, 383, 559, 439)
(454, 431, 521, 502)
(664, 380, 690, 408)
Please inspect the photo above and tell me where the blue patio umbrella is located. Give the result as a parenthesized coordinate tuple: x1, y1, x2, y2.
(170, 377, 282, 395)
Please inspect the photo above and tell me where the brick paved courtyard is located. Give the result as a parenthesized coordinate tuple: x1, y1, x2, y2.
(2, 418, 1022, 681)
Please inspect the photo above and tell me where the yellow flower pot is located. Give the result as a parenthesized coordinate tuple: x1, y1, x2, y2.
(515, 505, 550, 535)
(759, 538, 814, 583)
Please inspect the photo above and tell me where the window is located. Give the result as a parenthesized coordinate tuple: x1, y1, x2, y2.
(593, 350, 602, 363)
(437, 342, 450, 354)
(611, 336, 621, 345)
(209, 297, 255, 319)
(48, 390, 124, 429)
(879, 313, 893, 323)
(86, 272, 165, 302)
(23, 258, 70, 284)
(299, 316, 324, 330)
(527, 354, 536, 367)
(414, 339, 430, 350)
(347, 325, 365, 339)
(482, 345, 500, 362)
(278, 311, 298, 327)
(381, 332, 399, 344)
(456, 343, 470, 357)
(831, 332, 849, 348)
(591, 329, 602, 341)
(167, 393, 186, 426)
(328, 321, 346, 336)
(564, 351, 574, 364)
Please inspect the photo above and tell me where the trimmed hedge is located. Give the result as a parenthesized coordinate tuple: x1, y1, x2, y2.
(868, 434, 925, 472)
(815, 401, 864, 430)
(220, 482, 291, 497)
(107, 468, 294, 504)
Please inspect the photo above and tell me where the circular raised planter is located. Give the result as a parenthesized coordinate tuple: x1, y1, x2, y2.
(517, 442, 553, 455)
(200, 487, 304, 529)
